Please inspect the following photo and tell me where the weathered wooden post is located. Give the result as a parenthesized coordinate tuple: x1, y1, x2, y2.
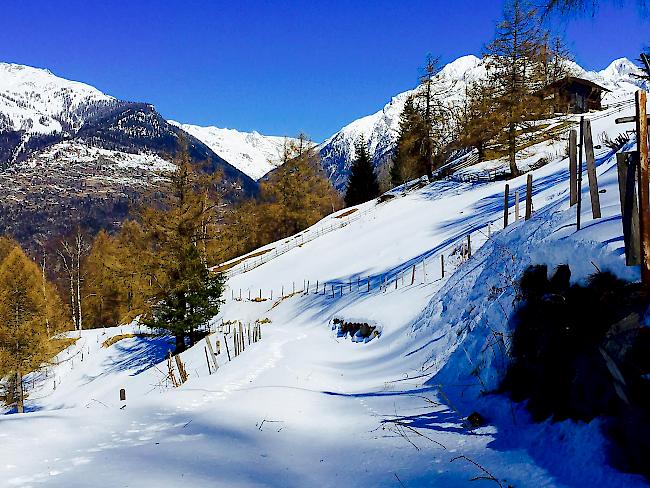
(467, 234, 471, 259)
(119, 388, 126, 401)
(503, 184, 510, 228)
(411, 264, 416, 285)
(204, 347, 212, 374)
(367, 279, 370, 292)
(224, 336, 232, 361)
(616, 152, 641, 266)
(525, 174, 533, 221)
(637, 90, 650, 286)
(514, 191, 520, 221)
(569, 129, 578, 206)
(206, 337, 219, 371)
(577, 116, 585, 230)
(441, 254, 445, 278)
(583, 118, 601, 219)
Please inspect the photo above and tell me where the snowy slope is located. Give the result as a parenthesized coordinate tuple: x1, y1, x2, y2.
(170, 122, 303, 180)
(1, 99, 648, 486)
(317, 55, 648, 190)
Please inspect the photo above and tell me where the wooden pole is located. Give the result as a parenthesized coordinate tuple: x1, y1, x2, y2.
(411, 265, 416, 285)
(525, 174, 533, 221)
(616, 152, 641, 266)
(224, 334, 231, 361)
(583, 118, 601, 219)
(514, 191, 520, 221)
(204, 346, 212, 374)
(441, 255, 445, 278)
(636, 90, 650, 286)
(503, 184, 510, 228)
(577, 117, 584, 230)
(206, 337, 219, 371)
(569, 129, 578, 206)
(467, 234, 471, 259)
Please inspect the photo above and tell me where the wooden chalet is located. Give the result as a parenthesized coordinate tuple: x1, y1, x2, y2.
(543, 76, 610, 114)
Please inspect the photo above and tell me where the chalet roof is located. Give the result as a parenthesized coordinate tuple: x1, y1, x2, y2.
(545, 76, 611, 93)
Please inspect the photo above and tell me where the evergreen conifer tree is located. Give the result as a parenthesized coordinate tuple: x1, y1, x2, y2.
(344, 139, 380, 206)
(141, 142, 225, 352)
(390, 97, 428, 187)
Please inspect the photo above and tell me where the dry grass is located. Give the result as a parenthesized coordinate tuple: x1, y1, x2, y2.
(214, 248, 274, 272)
(335, 208, 358, 219)
(50, 337, 79, 356)
(102, 333, 155, 348)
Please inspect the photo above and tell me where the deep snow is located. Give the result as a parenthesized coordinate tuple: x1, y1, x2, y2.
(1, 99, 649, 487)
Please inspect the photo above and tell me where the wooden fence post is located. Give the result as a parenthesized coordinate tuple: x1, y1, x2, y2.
(569, 129, 578, 206)
(515, 191, 520, 221)
(525, 174, 533, 221)
(577, 116, 585, 230)
(467, 234, 471, 259)
(120, 388, 126, 401)
(636, 90, 650, 286)
(583, 118, 601, 219)
(411, 264, 416, 285)
(206, 337, 219, 371)
(204, 347, 212, 374)
(503, 184, 510, 228)
(616, 152, 641, 266)
(441, 255, 445, 278)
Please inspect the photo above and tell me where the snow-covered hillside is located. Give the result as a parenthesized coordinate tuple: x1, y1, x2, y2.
(317, 55, 648, 190)
(170, 122, 303, 180)
(1, 98, 648, 487)
(0, 62, 113, 135)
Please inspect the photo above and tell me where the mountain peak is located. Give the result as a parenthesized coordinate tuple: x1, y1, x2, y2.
(599, 57, 641, 79)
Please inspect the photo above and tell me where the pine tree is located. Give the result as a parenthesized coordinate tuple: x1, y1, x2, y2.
(390, 97, 429, 187)
(456, 80, 503, 163)
(259, 134, 341, 238)
(141, 141, 225, 352)
(0, 245, 65, 412)
(634, 51, 650, 82)
(484, 0, 550, 176)
(344, 139, 380, 206)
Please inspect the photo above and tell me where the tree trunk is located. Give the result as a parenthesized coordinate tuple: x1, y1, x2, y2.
(175, 333, 185, 353)
(16, 371, 24, 414)
(508, 123, 519, 177)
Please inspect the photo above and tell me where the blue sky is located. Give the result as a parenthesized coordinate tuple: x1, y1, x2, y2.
(0, 1, 647, 141)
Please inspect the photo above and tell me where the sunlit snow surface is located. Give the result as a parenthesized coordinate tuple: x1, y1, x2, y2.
(1, 98, 648, 487)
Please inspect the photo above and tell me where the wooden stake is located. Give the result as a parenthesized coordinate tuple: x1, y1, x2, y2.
(636, 90, 650, 286)
(577, 117, 584, 230)
(525, 174, 533, 221)
(569, 129, 578, 206)
(224, 335, 232, 361)
(411, 264, 416, 285)
(204, 346, 212, 374)
(616, 152, 641, 266)
(583, 118, 601, 219)
(441, 254, 445, 278)
(467, 234, 471, 258)
(206, 337, 219, 371)
(514, 191, 520, 221)
(503, 184, 510, 228)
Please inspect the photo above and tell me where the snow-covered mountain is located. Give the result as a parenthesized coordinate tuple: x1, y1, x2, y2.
(317, 55, 648, 191)
(170, 122, 302, 180)
(0, 62, 113, 135)
(0, 62, 257, 249)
